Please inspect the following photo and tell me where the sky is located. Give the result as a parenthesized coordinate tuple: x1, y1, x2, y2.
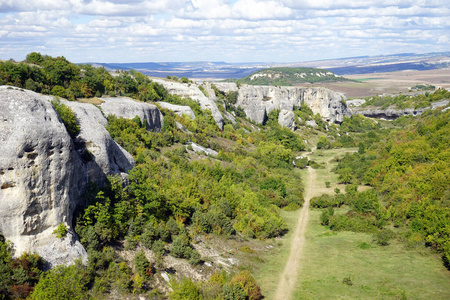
(0, 0, 449, 63)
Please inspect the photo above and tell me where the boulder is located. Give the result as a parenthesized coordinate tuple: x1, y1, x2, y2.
(100, 97, 163, 131)
(0, 87, 87, 266)
(346, 99, 366, 107)
(278, 109, 296, 130)
(157, 101, 195, 119)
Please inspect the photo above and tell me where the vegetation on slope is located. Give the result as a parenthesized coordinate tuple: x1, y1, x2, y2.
(360, 88, 450, 109)
(238, 67, 349, 86)
(0, 52, 166, 102)
(312, 109, 450, 267)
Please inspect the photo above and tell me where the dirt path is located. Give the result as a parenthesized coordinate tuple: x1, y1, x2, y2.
(273, 166, 316, 300)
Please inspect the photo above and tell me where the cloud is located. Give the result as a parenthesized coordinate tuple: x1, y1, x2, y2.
(0, 0, 448, 62)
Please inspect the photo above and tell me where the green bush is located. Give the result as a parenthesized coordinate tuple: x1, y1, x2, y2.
(51, 98, 80, 137)
(31, 261, 88, 300)
(170, 277, 203, 300)
(52, 223, 68, 239)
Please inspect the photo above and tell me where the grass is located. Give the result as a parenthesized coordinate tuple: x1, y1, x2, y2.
(254, 147, 450, 299)
(253, 209, 299, 300)
(293, 209, 450, 299)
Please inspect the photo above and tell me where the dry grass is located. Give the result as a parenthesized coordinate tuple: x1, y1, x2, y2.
(298, 68, 450, 98)
(77, 97, 105, 105)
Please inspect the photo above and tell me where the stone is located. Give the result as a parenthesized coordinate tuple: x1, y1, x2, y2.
(152, 79, 224, 129)
(100, 97, 163, 131)
(188, 142, 218, 156)
(157, 101, 195, 119)
(346, 99, 366, 106)
(236, 85, 348, 124)
(62, 100, 135, 187)
(0, 87, 87, 266)
(349, 100, 449, 120)
(278, 109, 296, 130)
(305, 119, 318, 128)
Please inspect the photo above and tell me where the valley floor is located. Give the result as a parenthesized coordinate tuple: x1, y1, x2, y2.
(256, 148, 450, 300)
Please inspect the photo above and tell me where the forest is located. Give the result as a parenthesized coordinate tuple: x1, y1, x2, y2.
(238, 67, 349, 86)
(0, 54, 449, 299)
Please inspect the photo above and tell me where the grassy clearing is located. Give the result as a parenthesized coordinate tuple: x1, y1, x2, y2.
(253, 210, 299, 300)
(293, 209, 450, 299)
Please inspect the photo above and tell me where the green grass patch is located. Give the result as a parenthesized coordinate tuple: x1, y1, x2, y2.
(293, 210, 450, 299)
(253, 210, 299, 300)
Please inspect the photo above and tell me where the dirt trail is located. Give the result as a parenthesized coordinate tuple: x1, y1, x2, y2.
(273, 166, 316, 300)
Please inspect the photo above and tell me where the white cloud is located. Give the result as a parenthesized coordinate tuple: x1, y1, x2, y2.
(0, 0, 448, 62)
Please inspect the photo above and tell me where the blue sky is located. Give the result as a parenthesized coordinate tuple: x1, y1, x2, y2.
(0, 0, 449, 63)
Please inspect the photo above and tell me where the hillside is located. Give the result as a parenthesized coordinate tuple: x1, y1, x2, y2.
(0, 53, 449, 300)
(238, 67, 349, 86)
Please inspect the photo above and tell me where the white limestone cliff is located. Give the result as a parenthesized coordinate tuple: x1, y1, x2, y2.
(235, 85, 348, 125)
(152, 79, 224, 129)
(0, 87, 87, 266)
(0, 88, 159, 267)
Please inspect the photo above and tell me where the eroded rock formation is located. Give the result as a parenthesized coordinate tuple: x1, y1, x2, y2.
(0, 87, 87, 266)
(152, 79, 224, 129)
(236, 85, 348, 125)
(100, 97, 163, 131)
(0, 88, 159, 267)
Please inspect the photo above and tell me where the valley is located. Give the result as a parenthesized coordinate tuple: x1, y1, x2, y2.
(0, 53, 449, 299)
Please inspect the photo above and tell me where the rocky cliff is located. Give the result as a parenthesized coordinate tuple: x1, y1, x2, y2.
(0, 88, 161, 267)
(152, 79, 224, 129)
(100, 97, 163, 131)
(350, 99, 450, 120)
(0, 87, 88, 266)
(236, 85, 348, 125)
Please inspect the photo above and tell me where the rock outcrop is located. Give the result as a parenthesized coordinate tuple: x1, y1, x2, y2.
(278, 109, 295, 130)
(157, 101, 195, 119)
(63, 100, 135, 187)
(152, 79, 224, 129)
(100, 97, 163, 131)
(0, 88, 141, 267)
(350, 99, 449, 120)
(0, 87, 87, 266)
(235, 85, 348, 125)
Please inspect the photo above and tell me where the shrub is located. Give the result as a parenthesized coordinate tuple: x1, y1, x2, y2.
(170, 277, 203, 300)
(134, 251, 152, 278)
(373, 229, 396, 246)
(30, 260, 88, 300)
(52, 223, 68, 239)
(51, 98, 80, 137)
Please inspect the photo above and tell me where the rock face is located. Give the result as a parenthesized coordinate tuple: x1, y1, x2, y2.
(100, 97, 163, 131)
(63, 100, 135, 187)
(236, 85, 348, 124)
(152, 79, 224, 129)
(278, 109, 295, 129)
(0, 87, 87, 266)
(350, 99, 449, 120)
(0, 87, 139, 267)
(157, 101, 195, 119)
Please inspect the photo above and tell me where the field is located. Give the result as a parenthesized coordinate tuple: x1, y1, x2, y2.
(298, 68, 450, 98)
(294, 209, 450, 299)
(254, 148, 450, 300)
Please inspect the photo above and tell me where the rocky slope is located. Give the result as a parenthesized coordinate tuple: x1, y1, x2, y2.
(0, 87, 163, 266)
(152, 79, 224, 129)
(349, 99, 450, 120)
(236, 85, 348, 125)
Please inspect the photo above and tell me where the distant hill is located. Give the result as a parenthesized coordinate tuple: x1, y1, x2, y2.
(238, 67, 349, 86)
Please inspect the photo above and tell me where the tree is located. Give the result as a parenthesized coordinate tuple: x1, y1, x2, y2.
(26, 52, 43, 65)
(30, 261, 88, 300)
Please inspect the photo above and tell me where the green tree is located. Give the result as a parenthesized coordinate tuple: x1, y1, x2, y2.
(31, 261, 88, 300)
